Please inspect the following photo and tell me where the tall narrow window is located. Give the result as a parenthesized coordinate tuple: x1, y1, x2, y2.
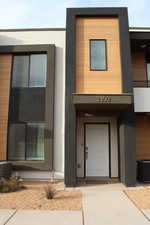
(8, 53, 47, 161)
(8, 123, 26, 160)
(12, 56, 29, 87)
(147, 63, 150, 86)
(30, 54, 47, 87)
(26, 123, 45, 160)
(90, 40, 107, 70)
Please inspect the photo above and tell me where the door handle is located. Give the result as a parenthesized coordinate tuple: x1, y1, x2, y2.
(85, 146, 88, 159)
(85, 146, 88, 151)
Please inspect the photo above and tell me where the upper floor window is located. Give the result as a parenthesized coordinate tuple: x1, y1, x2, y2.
(12, 54, 47, 87)
(90, 39, 107, 71)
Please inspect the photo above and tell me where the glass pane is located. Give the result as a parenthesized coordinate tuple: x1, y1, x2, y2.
(26, 123, 45, 160)
(90, 40, 106, 70)
(8, 124, 26, 160)
(29, 54, 47, 87)
(18, 88, 45, 122)
(12, 55, 29, 87)
(147, 64, 150, 81)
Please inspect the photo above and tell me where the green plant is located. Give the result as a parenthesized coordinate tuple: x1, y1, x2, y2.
(44, 184, 56, 199)
(0, 177, 24, 193)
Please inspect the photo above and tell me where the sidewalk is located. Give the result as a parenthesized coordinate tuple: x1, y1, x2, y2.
(0, 184, 149, 225)
(0, 210, 16, 225)
(0, 210, 82, 225)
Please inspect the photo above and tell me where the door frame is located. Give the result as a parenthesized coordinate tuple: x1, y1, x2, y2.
(84, 122, 111, 179)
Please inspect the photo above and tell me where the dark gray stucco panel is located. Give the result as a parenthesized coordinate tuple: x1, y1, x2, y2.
(119, 104, 136, 186)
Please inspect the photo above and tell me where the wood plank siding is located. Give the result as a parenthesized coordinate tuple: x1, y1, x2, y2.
(0, 54, 12, 160)
(75, 17, 122, 94)
(131, 51, 147, 84)
(136, 115, 150, 160)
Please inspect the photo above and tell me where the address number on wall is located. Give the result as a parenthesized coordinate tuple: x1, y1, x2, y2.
(96, 96, 112, 103)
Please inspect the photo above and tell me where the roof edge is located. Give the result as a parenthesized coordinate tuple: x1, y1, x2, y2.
(0, 28, 66, 32)
(0, 27, 150, 33)
(129, 27, 150, 32)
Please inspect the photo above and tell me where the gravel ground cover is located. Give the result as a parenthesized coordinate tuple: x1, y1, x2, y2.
(0, 181, 82, 210)
(125, 185, 150, 210)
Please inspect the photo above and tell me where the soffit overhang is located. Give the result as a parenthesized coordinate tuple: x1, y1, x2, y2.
(73, 93, 133, 111)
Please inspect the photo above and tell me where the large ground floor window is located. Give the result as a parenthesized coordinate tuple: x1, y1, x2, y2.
(8, 122, 45, 161)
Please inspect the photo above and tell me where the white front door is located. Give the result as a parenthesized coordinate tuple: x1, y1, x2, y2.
(85, 124, 109, 177)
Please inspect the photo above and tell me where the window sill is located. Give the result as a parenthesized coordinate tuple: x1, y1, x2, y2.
(9, 160, 51, 171)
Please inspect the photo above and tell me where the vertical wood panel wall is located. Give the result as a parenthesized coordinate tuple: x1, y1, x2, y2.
(0, 54, 12, 160)
(136, 115, 150, 160)
(76, 17, 122, 94)
(131, 51, 147, 82)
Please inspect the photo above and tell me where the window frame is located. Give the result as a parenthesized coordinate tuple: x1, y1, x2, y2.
(0, 44, 55, 171)
(89, 39, 107, 71)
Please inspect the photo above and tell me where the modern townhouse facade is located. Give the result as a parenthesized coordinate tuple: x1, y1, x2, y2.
(0, 7, 150, 187)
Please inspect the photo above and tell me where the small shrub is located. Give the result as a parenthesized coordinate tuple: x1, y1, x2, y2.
(0, 177, 24, 193)
(44, 184, 56, 199)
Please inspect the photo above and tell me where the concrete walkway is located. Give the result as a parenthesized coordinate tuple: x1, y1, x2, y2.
(82, 183, 149, 225)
